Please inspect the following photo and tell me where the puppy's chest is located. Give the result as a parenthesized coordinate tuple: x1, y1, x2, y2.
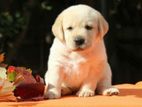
(64, 54, 86, 73)
(62, 53, 94, 88)
(63, 53, 87, 74)
(65, 58, 84, 73)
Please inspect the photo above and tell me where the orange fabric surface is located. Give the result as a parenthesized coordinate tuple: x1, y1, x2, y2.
(1, 81, 142, 107)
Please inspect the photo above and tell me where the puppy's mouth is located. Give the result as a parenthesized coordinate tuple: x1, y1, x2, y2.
(73, 45, 89, 52)
(74, 47, 84, 51)
(72, 43, 91, 52)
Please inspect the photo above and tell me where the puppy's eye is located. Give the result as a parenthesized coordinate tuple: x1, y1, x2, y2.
(67, 26, 73, 30)
(85, 25, 93, 30)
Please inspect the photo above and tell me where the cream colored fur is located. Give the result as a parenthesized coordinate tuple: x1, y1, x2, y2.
(44, 4, 119, 99)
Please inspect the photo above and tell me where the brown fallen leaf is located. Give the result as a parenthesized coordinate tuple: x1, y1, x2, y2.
(12, 67, 45, 100)
(0, 79, 16, 101)
(14, 83, 45, 99)
(0, 53, 4, 63)
(0, 92, 16, 102)
(14, 67, 37, 85)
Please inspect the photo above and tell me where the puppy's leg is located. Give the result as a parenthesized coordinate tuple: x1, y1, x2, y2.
(97, 79, 119, 96)
(61, 84, 73, 96)
(44, 68, 63, 99)
(97, 64, 119, 96)
(76, 80, 97, 97)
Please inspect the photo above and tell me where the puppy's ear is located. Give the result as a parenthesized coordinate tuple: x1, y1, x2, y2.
(97, 13, 109, 38)
(52, 13, 64, 42)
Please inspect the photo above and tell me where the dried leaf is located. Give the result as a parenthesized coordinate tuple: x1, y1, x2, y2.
(0, 67, 7, 79)
(0, 92, 16, 101)
(15, 67, 36, 85)
(0, 79, 16, 101)
(35, 75, 44, 84)
(0, 79, 15, 95)
(7, 72, 16, 82)
(13, 74, 24, 87)
(12, 67, 45, 100)
(0, 53, 4, 63)
(7, 66, 16, 73)
(14, 83, 44, 99)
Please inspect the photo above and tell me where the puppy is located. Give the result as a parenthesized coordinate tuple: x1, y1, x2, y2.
(44, 4, 119, 99)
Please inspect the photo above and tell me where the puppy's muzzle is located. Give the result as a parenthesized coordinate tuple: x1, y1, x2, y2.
(74, 36, 85, 46)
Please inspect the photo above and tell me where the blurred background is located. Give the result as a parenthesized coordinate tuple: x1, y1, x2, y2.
(0, 0, 142, 84)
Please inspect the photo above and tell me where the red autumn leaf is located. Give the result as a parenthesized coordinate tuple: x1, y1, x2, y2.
(13, 67, 45, 100)
(34, 75, 44, 84)
(7, 66, 16, 73)
(14, 83, 45, 99)
(0, 53, 45, 100)
(15, 67, 37, 85)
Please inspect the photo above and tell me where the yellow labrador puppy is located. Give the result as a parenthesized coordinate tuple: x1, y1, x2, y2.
(44, 4, 119, 99)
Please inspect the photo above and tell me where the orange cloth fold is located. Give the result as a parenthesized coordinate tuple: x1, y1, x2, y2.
(1, 81, 142, 107)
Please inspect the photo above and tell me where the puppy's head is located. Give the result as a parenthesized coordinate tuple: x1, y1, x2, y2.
(52, 4, 108, 51)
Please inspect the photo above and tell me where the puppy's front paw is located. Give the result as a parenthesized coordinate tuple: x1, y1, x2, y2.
(102, 87, 119, 96)
(45, 91, 60, 99)
(76, 89, 95, 97)
(44, 88, 61, 99)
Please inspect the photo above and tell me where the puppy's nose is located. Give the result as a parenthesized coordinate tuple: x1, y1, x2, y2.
(74, 37, 85, 46)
